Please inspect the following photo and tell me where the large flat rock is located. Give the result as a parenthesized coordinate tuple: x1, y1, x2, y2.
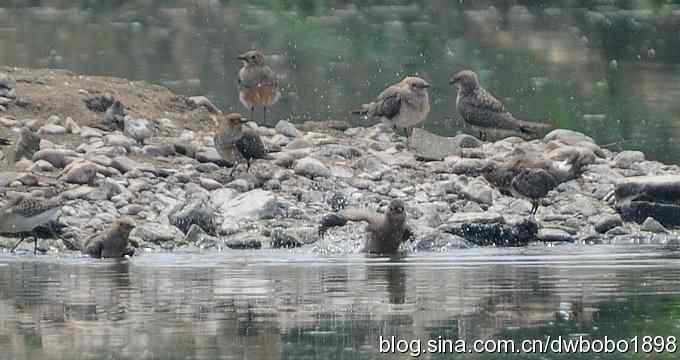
(408, 128, 461, 161)
(615, 175, 680, 203)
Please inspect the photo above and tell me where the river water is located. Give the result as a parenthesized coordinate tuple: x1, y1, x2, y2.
(2, 245, 680, 359)
(2, 1, 680, 161)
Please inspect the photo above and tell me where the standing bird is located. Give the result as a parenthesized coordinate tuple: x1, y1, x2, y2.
(12, 127, 40, 163)
(82, 218, 136, 259)
(319, 199, 414, 254)
(450, 70, 551, 140)
(0, 195, 62, 254)
(353, 76, 431, 139)
(510, 168, 557, 215)
(237, 50, 280, 123)
(214, 113, 268, 176)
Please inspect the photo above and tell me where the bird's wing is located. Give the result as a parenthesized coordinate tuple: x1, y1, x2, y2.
(235, 131, 267, 160)
(239, 66, 278, 89)
(370, 86, 402, 119)
(82, 234, 103, 258)
(512, 169, 557, 198)
(463, 88, 507, 114)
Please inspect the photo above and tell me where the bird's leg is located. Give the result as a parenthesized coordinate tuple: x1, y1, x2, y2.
(531, 202, 539, 216)
(10, 235, 25, 253)
(479, 130, 487, 142)
(33, 233, 39, 255)
(229, 161, 239, 177)
(250, 107, 254, 122)
(246, 159, 251, 173)
(263, 107, 267, 123)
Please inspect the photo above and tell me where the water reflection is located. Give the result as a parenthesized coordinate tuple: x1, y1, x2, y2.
(1, 246, 679, 359)
(2, 1, 680, 161)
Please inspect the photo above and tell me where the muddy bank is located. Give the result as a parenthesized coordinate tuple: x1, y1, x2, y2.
(1, 67, 679, 255)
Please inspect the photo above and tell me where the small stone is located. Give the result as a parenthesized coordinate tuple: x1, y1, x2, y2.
(62, 160, 99, 184)
(641, 217, 669, 234)
(537, 228, 576, 242)
(594, 214, 623, 234)
(199, 177, 222, 190)
(37, 124, 67, 135)
(294, 157, 330, 178)
(275, 120, 301, 138)
(119, 204, 144, 216)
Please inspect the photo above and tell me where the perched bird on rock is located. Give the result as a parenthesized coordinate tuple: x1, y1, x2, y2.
(319, 199, 414, 254)
(238, 50, 280, 122)
(450, 70, 551, 140)
(510, 168, 557, 215)
(12, 127, 40, 163)
(103, 100, 126, 130)
(353, 76, 430, 138)
(0, 194, 62, 254)
(214, 113, 269, 175)
(82, 218, 136, 259)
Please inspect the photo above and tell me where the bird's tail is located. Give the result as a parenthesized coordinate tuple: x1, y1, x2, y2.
(516, 119, 552, 135)
(351, 103, 373, 116)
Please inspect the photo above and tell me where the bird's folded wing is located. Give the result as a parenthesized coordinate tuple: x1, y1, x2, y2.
(235, 132, 267, 159)
(372, 93, 401, 119)
(465, 89, 507, 114)
(11, 198, 60, 217)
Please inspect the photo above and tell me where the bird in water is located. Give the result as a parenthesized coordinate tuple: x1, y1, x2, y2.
(237, 50, 280, 123)
(0, 194, 62, 254)
(510, 168, 558, 215)
(213, 113, 269, 176)
(319, 199, 414, 254)
(82, 218, 136, 259)
(450, 70, 551, 140)
(353, 76, 431, 139)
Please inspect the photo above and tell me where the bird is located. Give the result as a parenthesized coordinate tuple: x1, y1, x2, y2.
(450, 70, 551, 141)
(103, 100, 126, 130)
(12, 127, 40, 163)
(82, 218, 136, 259)
(237, 50, 280, 123)
(319, 199, 414, 254)
(0, 194, 62, 254)
(353, 76, 430, 139)
(510, 168, 558, 215)
(0, 137, 9, 146)
(214, 113, 269, 176)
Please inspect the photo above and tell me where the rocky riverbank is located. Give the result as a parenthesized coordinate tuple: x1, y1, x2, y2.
(1, 67, 680, 255)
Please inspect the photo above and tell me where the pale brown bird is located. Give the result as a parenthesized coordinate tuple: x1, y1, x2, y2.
(214, 113, 269, 175)
(0, 194, 62, 254)
(82, 218, 136, 258)
(353, 76, 431, 138)
(238, 50, 280, 123)
(12, 127, 40, 163)
(451, 70, 551, 140)
(319, 199, 414, 254)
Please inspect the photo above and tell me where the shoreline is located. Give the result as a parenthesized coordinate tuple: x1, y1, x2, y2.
(1, 67, 679, 255)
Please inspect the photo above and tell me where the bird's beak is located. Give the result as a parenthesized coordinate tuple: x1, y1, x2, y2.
(239, 117, 249, 124)
(237, 54, 248, 61)
(449, 78, 457, 85)
(420, 83, 431, 89)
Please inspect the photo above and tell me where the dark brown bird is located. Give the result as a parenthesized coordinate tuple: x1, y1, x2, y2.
(319, 199, 414, 254)
(238, 50, 280, 123)
(510, 168, 557, 215)
(353, 76, 431, 139)
(0, 194, 62, 254)
(82, 218, 136, 258)
(450, 70, 551, 140)
(214, 113, 269, 175)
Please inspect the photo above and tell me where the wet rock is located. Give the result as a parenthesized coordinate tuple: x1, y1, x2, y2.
(184, 224, 217, 247)
(215, 189, 277, 221)
(613, 150, 645, 169)
(130, 223, 183, 246)
(294, 157, 330, 178)
(614, 175, 680, 203)
(641, 217, 669, 234)
(275, 120, 301, 138)
(536, 228, 576, 242)
(442, 219, 538, 246)
(271, 227, 319, 248)
(225, 235, 262, 249)
(124, 117, 152, 145)
(593, 214, 623, 234)
(414, 230, 471, 251)
(168, 196, 217, 235)
(445, 212, 504, 225)
(409, 128, 461, 161)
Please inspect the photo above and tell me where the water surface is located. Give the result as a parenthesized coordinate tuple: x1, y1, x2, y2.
(1, 245, 680, 359)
